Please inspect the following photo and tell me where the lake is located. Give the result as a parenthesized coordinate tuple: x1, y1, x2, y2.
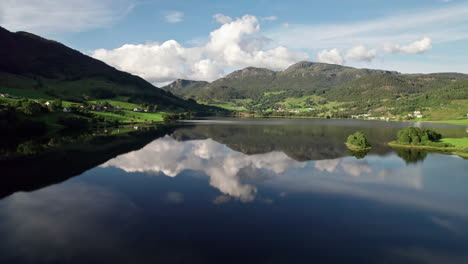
(1, 118, 467, 264)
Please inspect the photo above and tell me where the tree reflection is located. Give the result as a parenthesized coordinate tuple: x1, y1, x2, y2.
(396, 148, 428, 164)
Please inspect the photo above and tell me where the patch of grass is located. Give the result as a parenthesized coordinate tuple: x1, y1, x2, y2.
(441, 137, 468, 147)
(427, 100, 468, 121)
(0, 87, 54, 100)
(0, 97, 20, 105)
(206, 103, 246, 111)
(91, 111, 135, 122)
(122, 110, 164, 122)
(89, 100, 141, 109)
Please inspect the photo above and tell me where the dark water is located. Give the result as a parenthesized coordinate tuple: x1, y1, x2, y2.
(1, 119, 467, 264)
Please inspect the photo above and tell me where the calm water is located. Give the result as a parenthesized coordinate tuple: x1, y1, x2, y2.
(1, 119, 467, 264)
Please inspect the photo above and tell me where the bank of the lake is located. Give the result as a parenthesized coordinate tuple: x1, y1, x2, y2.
(388, 137, 468, 158)
(232, 114, 468, 127)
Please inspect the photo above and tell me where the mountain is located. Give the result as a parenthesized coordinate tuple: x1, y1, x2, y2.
(161, 79, 209, 99)
(0, 26, 209, 111)
(185, 62, 399, 101)
(164, 61, 468, 119)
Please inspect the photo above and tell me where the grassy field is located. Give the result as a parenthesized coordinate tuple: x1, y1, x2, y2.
(91, 110, 164, 123)
(122, 110, 164, 122)
(207, 103, 246, 111)
(427, 100, 468, 121)
(0, 87, 54, 100)
(91, 111, 135, 122)
(88, 100, 141, 109)
(441, 138, 468, 147)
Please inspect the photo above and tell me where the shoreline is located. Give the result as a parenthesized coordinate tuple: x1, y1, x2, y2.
(388, 141, 468, 159)
(226, 114, 468, 126)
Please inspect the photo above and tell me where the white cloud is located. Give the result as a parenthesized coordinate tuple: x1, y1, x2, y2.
(383, 37, 432, 54)
(268, 4, 468, 50)
(164, 11, 184, 23)
(345, 45, 377, 62)
(0, 0, 134, 34)
(213, 13, 232, 24)
(316, 48, 344, 65)
(92, 15, 308, 85)
(261, 16, 278, 21)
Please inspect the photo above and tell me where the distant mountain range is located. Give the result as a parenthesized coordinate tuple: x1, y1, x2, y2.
(0, 26, 211, 112)
(161, 61, 468, 119)
(162, 61, 467, 102)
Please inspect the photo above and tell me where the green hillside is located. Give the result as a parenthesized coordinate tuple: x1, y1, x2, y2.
(0, 26, 224, 115)
(163, 60, 468, 121)
(161, 79, 209, 99)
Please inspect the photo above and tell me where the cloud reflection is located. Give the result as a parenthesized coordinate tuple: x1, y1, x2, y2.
(101, 136, 468, 218)
(102, 136, 306, 201)
(0, 183, 138, 263)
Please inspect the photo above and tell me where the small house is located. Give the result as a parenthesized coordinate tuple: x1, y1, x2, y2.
(63, 108, 71, 113)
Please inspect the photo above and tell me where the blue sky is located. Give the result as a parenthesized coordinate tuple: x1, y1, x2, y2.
(1, 0, 467, 85)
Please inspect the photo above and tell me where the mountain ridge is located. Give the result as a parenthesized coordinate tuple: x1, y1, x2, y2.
(0, 26, 212, 111)
(160, 60, 468, 119)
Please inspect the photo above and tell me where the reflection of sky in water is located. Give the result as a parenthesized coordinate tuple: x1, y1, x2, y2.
(99, 136, 468, 214)
(1, 135, 467, 263)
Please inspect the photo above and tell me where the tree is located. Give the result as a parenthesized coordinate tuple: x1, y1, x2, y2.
(21, 100, 44, 115)
(346, 131, 371, 149)
(396, 127, 442, 145)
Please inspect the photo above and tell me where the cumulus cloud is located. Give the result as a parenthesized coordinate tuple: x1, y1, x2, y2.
(163, 11, 184, 23)
(0, 0, 134, 34)
(92, 15, 308, 85)
(316, 48, 344, 65)
(345, 45, 377, 62)
(213, 13, 232, 24)
(383, 37, 433, 54)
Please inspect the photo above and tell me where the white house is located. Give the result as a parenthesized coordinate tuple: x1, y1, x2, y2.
(63, 108, 71, 113)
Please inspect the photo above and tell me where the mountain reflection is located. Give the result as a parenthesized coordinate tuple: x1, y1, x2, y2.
(102, 135, 436, 206)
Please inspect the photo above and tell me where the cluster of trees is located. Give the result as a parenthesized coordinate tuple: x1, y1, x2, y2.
(162, 112, 195, 123)
(396, 127, 442, 145)
(346, 131, 371, 150)
(9, 98, 63, 115)
(0, 105, 47, 137)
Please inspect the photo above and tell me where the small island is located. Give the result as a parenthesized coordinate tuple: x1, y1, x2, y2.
(346, 131, 372, 152)
(388, 127, 468, 158)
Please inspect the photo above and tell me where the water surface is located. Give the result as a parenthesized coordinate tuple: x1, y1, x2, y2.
(1, 119, 467, 264)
